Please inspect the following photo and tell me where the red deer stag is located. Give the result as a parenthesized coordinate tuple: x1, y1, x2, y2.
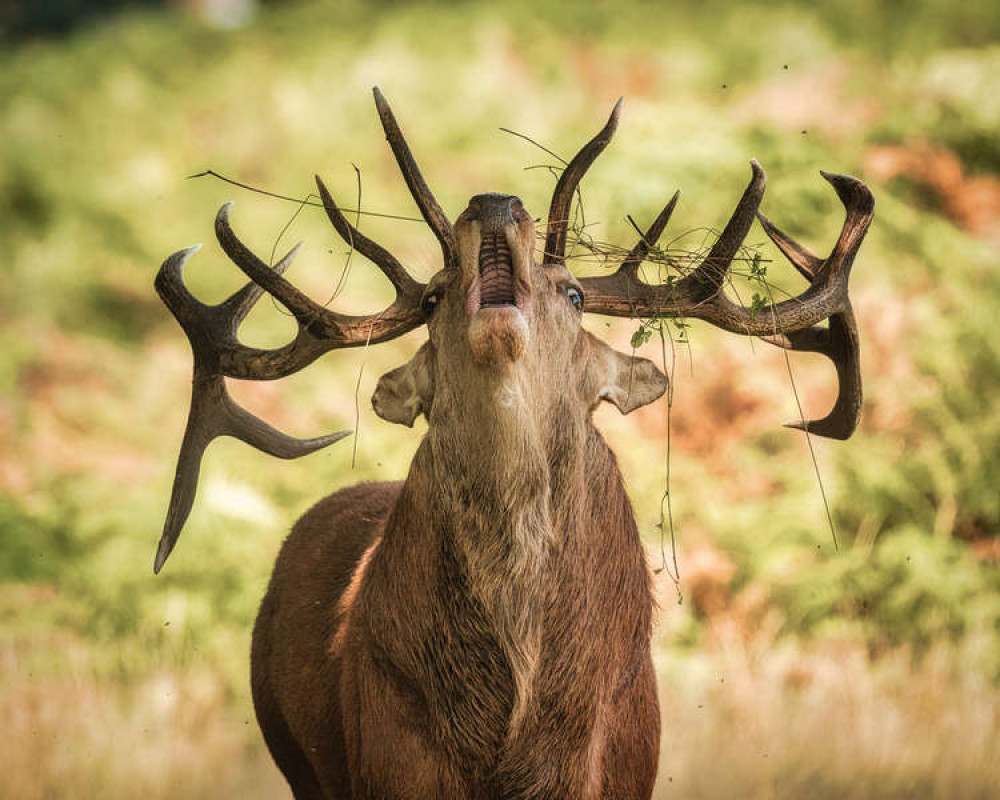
(154, 88, 873, 799)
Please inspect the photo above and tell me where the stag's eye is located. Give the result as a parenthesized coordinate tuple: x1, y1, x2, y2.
(421, 292, 441, 318)
(560, 285, 584, 311)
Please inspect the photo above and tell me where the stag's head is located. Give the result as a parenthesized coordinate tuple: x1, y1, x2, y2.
(372, 187, 667, 434)
(153, 87, 873, 572)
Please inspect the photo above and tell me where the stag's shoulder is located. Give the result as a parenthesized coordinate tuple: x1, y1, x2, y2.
(270, 482, 401, 585)
(297, 481, 403, 530)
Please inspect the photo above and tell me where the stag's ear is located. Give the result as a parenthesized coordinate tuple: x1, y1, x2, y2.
(583, 332, 668, 414)
(372, 343, 435, 427)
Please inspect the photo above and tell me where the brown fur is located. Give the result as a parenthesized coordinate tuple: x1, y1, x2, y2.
(251, 195, 665, 799)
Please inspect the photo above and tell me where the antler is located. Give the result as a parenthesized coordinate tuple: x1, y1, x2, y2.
(577, 163, 873, 439)
(153, 89, 436, 572)
(551, 103, 873, 440)
(544, 97, 623, 268)
(373, 87, 457, 269)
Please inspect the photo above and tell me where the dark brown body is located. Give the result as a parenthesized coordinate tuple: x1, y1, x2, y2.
(251, 423, 659, 799)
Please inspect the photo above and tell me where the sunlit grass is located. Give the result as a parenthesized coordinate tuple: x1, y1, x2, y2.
(655, 636, 1000, 799)
(5, 629, 997, 799)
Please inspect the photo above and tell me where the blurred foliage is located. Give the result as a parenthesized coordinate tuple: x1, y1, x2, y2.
(1, 0, 999, 795)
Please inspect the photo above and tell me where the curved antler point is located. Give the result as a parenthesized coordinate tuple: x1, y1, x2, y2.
(156, 245, 205, 299)
(605, 98, 623, 132)
(162, 243, 203, 268)
(280, 241, 304, 265)
(217, 201, 235, 225)
(820, 170, 876, 216)
(314, 174, 333, 202)
(153, 541, 170, 574)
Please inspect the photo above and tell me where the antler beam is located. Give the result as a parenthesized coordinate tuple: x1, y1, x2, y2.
(577, 163, 874, 440)
(153, 244, 350, 573)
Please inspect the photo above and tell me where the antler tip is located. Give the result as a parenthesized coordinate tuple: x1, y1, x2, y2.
(820, 170, 876, 215)
(604, 97, 624, 133)
(164, 243, 203, 266)
(281, 241, 304, 264)
(156, 244, 204, 301)
(749, 159, 767, 185)
(783, 417, 857, 441)
(153, 535, 174, 574)
(216, 200, 235, 225)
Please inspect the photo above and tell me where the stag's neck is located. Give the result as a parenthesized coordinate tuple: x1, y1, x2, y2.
(403, 383, 591, 729)
(425, 375, 576, 512)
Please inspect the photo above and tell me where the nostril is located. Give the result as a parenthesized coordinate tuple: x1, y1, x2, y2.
(469, 194, 519, 230)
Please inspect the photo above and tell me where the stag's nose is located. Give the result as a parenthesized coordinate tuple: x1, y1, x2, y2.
(465, 193, 523, 233)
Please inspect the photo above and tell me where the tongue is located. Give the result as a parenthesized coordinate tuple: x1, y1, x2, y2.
(478, 232, 515, 306)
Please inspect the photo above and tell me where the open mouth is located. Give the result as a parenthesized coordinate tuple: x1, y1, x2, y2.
(478, 231, 516, 308)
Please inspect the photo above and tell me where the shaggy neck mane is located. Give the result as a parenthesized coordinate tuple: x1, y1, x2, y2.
(358, 379, 650, 790)
(390, 378, 587, 736)
(415, 378, 587, 732)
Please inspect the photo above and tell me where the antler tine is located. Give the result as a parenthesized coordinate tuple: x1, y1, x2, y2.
(678, 160, 766, 297)
(214, 202, 426, 350)
(755, 170, 874, 439)
(314, 175, 424, 302)
(578, 163, 874, 440)
(372, 86, 457, 269)
(760, 309, 862, 439)
(817, 170, 876, 279)
(214, 203, 340, 333)
(578, 161, 767, 319)
(545, 97, 623, 268)
(154, 368, 350, 574)
(153, 245, 351, 573)
(756, 211, 822, 280)
(619, 191, 680, 279)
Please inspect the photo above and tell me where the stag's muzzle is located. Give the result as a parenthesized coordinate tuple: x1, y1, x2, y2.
(459, 193, 533, 364)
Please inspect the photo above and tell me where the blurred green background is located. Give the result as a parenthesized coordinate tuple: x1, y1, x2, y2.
(2, 1, 999, 797)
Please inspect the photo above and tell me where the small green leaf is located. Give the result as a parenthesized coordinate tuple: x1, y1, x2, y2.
(631, 326, 653, 349)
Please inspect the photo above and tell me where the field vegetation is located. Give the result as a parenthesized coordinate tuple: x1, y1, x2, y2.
(2, 1, 999, 796)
